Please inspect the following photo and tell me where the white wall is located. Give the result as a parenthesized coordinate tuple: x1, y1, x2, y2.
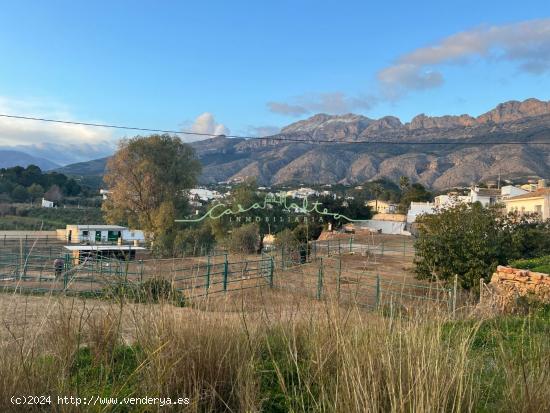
(358, 220, 407, 235)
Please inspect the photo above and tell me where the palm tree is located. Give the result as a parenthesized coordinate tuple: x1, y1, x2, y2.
(372, 183, 384, 213)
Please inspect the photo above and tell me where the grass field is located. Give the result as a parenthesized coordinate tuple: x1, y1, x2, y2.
(0, 289, 549, 412)
(0, 232, 548, 411)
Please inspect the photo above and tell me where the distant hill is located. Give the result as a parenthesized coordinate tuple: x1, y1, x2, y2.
(56, 98, 550, 190)
(0, 150, 60, 170)
(55, 157, 109, 176)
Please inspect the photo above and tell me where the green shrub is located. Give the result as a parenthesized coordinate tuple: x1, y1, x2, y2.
(228, 223, 260, 254)
(509, 255, 550, 274)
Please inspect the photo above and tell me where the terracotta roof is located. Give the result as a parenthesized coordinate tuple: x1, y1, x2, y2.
(505, 188, 550, 201)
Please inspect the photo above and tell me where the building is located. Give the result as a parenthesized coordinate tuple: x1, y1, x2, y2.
(469, 187, 502, 207)
(41, 198, 54, 208)
(366, 200, 398, 214)
(64, 244, 146, 263)
(63, 225, 145, 244)
(406, 201, 435, 224)
(99, 189, 111, 200)
(503, 188, 550, 220)
(500, 185, 528, 199)
(433, 194, 470, 208)
(286, 188, 319, 199)
(188, 188, 222, 202)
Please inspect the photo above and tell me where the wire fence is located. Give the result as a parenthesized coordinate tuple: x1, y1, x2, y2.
(0, 243, 454, 313)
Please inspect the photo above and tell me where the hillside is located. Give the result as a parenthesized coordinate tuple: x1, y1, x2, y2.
(58, 98, 550, 189)
(0, 150, 60, 170)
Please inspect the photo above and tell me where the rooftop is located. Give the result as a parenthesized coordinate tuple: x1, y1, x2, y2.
(473, 188, 501, 196)
(504, 188, 550, 201)
(66, 225, 127, 230)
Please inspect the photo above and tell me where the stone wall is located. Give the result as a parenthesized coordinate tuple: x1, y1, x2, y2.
(482, 266, 550, 312)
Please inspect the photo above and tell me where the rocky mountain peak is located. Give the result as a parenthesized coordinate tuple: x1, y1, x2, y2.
(281, 113, 372, 135)
(477, 98, 550, 124)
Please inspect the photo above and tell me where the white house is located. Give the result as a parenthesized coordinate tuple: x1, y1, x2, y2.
(286, 188, 319, 199)
(433, 194, 470, 208)
(406, 201, 435, 224)
(188, 188, 222, 202)
(41, 198, 54, 208)
(469, 187, 501, 207)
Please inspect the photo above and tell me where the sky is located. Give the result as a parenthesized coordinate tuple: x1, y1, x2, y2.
(0, 0, 549, 164)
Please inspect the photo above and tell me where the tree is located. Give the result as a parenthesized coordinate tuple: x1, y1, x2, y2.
(399, 176, 410, 192)
(11, 185, 29, 202)
(102, 134, 201, 247)
(28, 183, 44, 203)
(44, 184, 63, 203)
(174, 225, 216, 256)
(228, 223, 260, 254)
(399, 183, 432, 213)
(413, 203, 550, 290)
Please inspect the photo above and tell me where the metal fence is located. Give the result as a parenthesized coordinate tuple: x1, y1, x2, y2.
(0, 234, 456, 312)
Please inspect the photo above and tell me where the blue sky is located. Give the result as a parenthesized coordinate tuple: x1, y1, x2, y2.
(0, 0, 549, 164)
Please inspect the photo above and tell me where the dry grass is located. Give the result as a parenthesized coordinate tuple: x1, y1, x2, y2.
(0, 288, 549, 412)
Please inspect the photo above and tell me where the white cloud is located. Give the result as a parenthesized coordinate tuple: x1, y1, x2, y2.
(0, 96, 117, 164)
(378, 18, 550, 98)
(183, 112, 230, 141)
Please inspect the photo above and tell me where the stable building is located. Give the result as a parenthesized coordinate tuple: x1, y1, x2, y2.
(64, 244, 146, 264)
(62, 225, 145, 244)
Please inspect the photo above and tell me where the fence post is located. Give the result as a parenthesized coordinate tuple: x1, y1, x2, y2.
(317, 258, 324, 300)
(63, 253, 70, 290)
(381, 241, 385, 256)
(313, 240, 317, 259)
(376, 274, 381, 308)
(223, 255, 228, 293)
(206, 255, 211, 294)
(338, 238, 341, 255)
(453, 274, 458, 315)
(479, 277, 486, 310)
(403, 239, 406, 256)
(337, 257, 342, 300)
(269, 257, 274, 288)
(140, 260, 144, 283)
(349, 237, 353, 253)
(281, 247, 285, 270)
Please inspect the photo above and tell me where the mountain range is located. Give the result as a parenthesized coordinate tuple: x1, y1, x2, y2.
(32, 98, 550, 189)
(0, 149, 60, 170)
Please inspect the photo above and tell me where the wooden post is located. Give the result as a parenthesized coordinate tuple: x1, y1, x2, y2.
(269, 257, 274, 288)
(453, 274, 458, 314)
(337, 257, 342, 300)
(479, 277, 483, 307)
(317, 258, 324, 300)
(376, 274, 381, 308)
